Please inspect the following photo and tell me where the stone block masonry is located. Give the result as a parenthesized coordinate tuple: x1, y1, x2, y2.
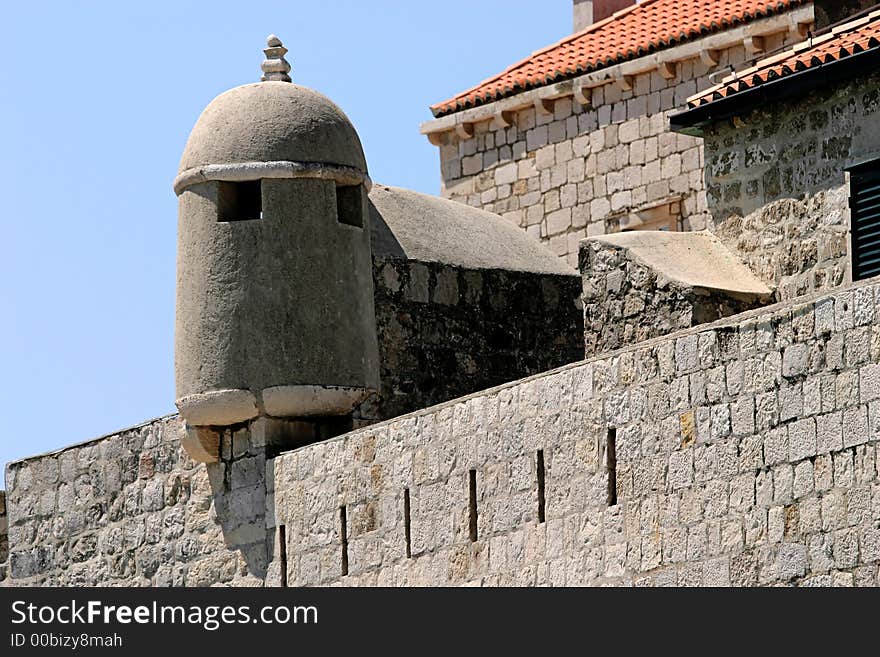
(363, 257, 583, 423)
(3, 416, 274, 587)
(580, 237, 770, 358)
(274, 276, 880, 586)
(703, 72, 880, 301)
(434, 30, 806, 269)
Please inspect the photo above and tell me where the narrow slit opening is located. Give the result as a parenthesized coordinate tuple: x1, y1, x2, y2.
(339, 506, 349, 576)
(468, 469, 478, 542)
(336, 184, 364, 227)
(278, 524, 288, 588)
(606, 428, 618, 507)
(403, 488, 412, 559)
(536, 449, 546, 524)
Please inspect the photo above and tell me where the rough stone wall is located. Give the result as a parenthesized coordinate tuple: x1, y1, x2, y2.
(7, 275, 880, 588)
(3, 416, 271, 587)
(435, 32, 803, 268)
(2, 261, 583, 587)
(0, 491, 7, 585)
(580, 239, 768, 358)
(274, 278, 880, 586)
(703, 73, 880, 301)
(361, 258, 584, 422)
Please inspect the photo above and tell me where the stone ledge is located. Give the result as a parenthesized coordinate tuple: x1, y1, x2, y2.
(584, 230, 773, 297)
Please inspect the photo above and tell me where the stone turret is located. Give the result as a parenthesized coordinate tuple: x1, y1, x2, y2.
(173, 36, 379, 461)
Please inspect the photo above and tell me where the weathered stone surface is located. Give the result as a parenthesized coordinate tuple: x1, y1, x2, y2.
(580, 237, 769, 357)
(702, 73, 880, 301)
(175, 82, 380, 425)
(3, 417, 271, 587)
(271, 277, 880, 587)
(361, 257, 583, 423)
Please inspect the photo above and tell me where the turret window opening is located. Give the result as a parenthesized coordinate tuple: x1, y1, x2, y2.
(336, 184, 364, 228)
(217, 180, 262, 222)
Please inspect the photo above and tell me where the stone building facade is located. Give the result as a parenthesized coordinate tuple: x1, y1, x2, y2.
(672, 7, 880, 302)
(421, 0, 813, 268)
(688, 72, 880, 302)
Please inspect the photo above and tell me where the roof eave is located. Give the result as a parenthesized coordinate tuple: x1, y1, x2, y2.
(671, 45, 880, 136)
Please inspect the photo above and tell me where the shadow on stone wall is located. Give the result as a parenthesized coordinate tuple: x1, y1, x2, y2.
(202, 417, 354, 586)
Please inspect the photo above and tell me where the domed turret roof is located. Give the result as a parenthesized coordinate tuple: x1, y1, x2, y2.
(178, 81, 368, 175)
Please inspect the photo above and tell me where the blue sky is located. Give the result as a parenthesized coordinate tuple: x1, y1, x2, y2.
(0, 1, 569, 485)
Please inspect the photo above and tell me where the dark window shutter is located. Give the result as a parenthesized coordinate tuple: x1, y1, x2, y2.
(850, 165, 880, 281)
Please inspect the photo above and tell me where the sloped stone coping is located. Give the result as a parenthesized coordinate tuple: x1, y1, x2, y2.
(586, 230, 774, 297)
(173, 160, 372, 196)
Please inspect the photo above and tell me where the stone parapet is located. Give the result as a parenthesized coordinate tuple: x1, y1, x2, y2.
(3, 416, 270, 586)
(273, 275, 880, 586)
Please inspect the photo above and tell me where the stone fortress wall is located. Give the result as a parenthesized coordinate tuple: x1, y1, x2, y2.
(7, 274, 879, 587)
(2, 416, 259, 587)
(272, 278, 880, 586)
(425, 11, 810, 269)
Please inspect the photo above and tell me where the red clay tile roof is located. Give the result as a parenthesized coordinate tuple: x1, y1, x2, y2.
(431, 0, 808, 117)
(687, 11, 880, 107)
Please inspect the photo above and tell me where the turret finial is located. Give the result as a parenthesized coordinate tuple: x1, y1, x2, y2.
(261, 34, 292, 82)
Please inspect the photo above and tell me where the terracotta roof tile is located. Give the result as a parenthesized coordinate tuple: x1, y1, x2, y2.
(431, 0, 808, 117)
(688, 11, 880, 108)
